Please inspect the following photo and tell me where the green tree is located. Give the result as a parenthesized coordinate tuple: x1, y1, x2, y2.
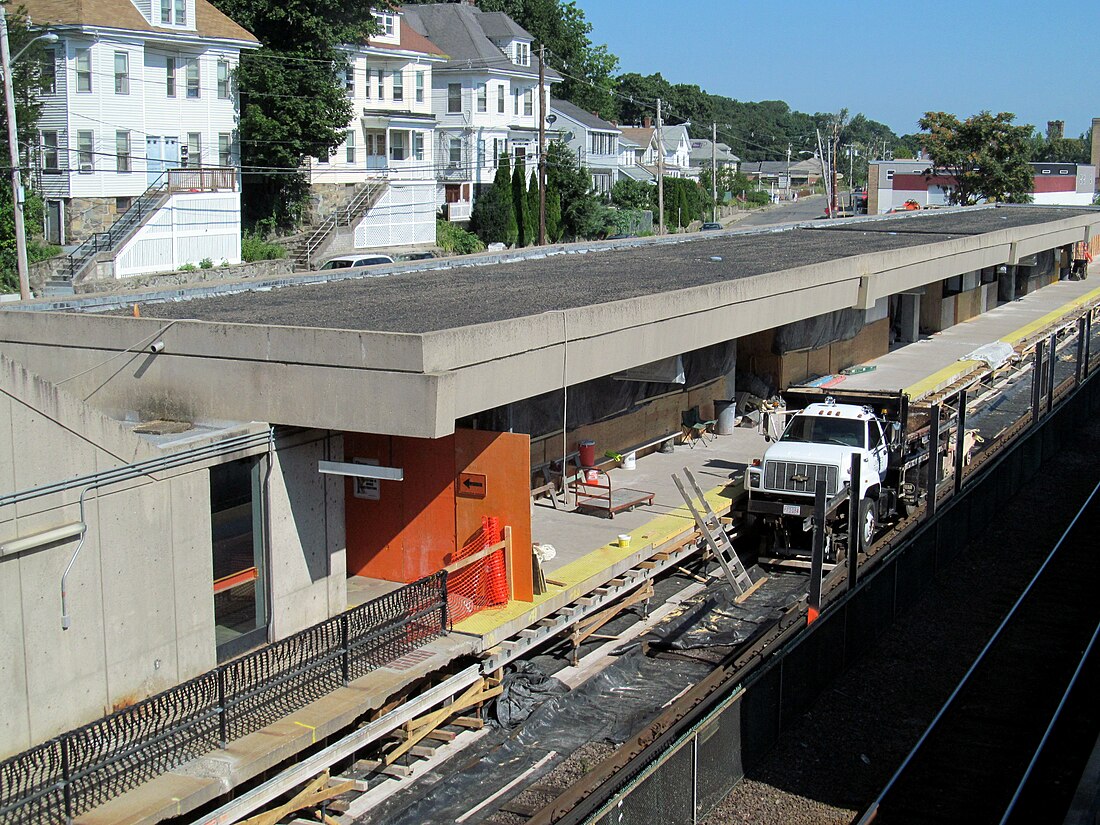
(546, 182, 562, 242)
(610, 178, 652, 210)
(513, 155, 530, 247)
(918, 111, 1035, 205)
(526, 171, 540, 243)
(207, 0, 394, 228)
(471, 154, 517, 245)
(545, 140, 600, 239)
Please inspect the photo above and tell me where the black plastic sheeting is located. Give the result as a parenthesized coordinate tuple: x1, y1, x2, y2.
(492, 661, 569, 730)
(772, 307, 866, 355)
(647, 575, 807, 651)
(471, 341, 737, 439)
(362, 572, 810, 825)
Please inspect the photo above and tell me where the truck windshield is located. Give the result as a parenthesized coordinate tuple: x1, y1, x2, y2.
(780, 415, 865, 448)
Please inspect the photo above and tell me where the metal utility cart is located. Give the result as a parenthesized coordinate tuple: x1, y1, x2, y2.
(570, 468, 654, 518)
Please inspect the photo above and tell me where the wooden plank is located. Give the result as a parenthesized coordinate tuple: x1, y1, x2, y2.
(452, 716, 485, 729)
(354, 760, 413, 778)
(734, 576, 768, 604)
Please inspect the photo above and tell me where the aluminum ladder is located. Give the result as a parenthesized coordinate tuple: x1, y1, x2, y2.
(672, 467, 754, 595)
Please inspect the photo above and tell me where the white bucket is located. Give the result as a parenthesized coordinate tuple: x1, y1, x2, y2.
(622, 451, 636, 470)
(617, 534, 631, 548)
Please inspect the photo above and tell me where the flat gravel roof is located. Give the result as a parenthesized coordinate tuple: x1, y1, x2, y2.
(124, 207, 1093, 334)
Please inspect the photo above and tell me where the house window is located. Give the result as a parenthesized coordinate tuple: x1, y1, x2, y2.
(40, 49, 55, 94)
(76, 48, 92, 92)
(447, 83, 461, 114)
(41, 131, 59, 173)
(217, 60, 230, 99)
(390, 130, 406, 161)
(116, 197, 132, 212)
(449, 137, 462, 166)
(413, 131, 424, 161)
(497, 84, 505, 114)
(345, 130, 355, 163)
(372, 12, 395, 37)
(493, 137, 503, 165)
(166, 57, 177, 96)
(116, 131, 131, 172)
(211, 456, 268, 661)
(513, 41, 529, 66)
(114, 51, 129, 94)
(185, 59, 200, 98)
(523, 88, 533, 117)
(415, 71, 424, 103)
(363, 63, 371, 98)
(513, 88, 520, 116)
(477, 139, 485, 166)
(375, 68, 384, 99)
(392, 69, 403, 102)
(476, 83, 487, 113)
(174, 0, 186, 25)
(185, 132, 201, 167)
(77, 130, 94, 171)
(218, 132, 232, 166)
(943, 275, 962, 297)
(160, 0, 171, 24)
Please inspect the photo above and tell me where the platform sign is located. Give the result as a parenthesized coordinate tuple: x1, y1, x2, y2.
(457, 472, 487, 499)
(352, 457, 381, 500)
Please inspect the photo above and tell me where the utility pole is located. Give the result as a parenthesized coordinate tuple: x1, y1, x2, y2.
(1, 4, 31, 300)
(816, 128, 830, 218)
(711, 122, 717, 222)
(656, 98, 664, 235)
(538, 43, 546, 245)
(786, 143, 792, 200)
(830, 121, 839, 219)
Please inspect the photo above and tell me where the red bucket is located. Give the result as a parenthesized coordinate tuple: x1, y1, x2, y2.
(579, 439, 596, 467)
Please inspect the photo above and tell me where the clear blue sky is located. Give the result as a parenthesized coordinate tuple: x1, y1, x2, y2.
(580, 0, 1099, 142)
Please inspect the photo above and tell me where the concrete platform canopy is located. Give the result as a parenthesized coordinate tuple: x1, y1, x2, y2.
(1, 206, 1096, 439)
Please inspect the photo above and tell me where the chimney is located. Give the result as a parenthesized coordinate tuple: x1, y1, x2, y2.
(643, 116, 652, 129)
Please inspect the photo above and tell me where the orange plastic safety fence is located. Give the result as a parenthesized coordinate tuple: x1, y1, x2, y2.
(447, 515, 509, 623)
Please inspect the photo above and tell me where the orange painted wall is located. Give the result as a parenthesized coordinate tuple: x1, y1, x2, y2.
(344, 433, 457, 582)
(343, 429, 533, 601)
(454, 430, 533, 601)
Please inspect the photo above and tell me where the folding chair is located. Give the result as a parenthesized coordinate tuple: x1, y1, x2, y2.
(681, 406, 716, 448)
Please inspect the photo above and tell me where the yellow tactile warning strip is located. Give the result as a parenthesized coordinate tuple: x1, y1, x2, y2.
(452, 485, 732, 637)
(904, 284, 1100, 400)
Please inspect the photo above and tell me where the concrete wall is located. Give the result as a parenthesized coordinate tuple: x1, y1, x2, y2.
(266, 432, 348, 640)
(0, 357, 217, 759)
(0, 356, 350, 757)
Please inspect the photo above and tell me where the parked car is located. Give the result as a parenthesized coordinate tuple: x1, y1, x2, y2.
(394, 251, 437, 262)
(318, 254, 395, 271)
(700, 222, 722, 231)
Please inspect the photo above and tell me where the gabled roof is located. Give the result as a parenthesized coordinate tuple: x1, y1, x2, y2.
(551, 99, 620, 134)
(660, 123, 690, 151)
(363, 17, 446, 57)
(741, 161, 789, 176)
(619, 164, 654, 182)
(401, 3, 559, 80)
(619, 126, 654, 150)
(23, 0, 257, 44)
(477, 10, 530, 41)
(688, 139, 740, 165)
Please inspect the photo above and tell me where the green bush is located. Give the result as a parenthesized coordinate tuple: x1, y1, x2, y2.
(241, 232, 287, 262)
(436, 220, 485, 255)
(179, 262, 198, 272)
(199, 257, 214, 270)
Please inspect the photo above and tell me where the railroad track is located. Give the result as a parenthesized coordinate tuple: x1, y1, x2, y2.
(857, 479, 1100, 824)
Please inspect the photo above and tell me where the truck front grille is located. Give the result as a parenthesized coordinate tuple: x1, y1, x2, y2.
(763, 460, 839, 496)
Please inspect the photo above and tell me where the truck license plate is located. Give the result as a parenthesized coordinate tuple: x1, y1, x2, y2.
(782, 504, 801, 516)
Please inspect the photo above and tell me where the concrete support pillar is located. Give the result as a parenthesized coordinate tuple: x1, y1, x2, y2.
(898, 293, 920, 343)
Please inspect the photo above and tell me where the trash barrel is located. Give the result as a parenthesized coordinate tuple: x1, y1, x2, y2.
(578, 439, 596, 467)
(714, 399, 737, 435)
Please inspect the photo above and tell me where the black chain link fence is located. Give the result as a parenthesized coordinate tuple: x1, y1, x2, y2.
(0, 571, 447, 825)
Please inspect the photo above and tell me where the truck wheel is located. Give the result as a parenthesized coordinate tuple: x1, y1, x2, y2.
(858, 498, 876, 551)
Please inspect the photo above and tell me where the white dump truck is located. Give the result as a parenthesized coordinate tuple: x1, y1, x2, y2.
(745, 388, 939, 559)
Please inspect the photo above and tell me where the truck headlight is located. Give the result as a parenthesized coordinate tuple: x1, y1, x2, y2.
(748, 470, 762, 488)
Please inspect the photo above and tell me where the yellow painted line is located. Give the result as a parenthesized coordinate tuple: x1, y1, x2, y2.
(452, 485, 732, 636)
(293, 720, 317, 743)
(1000, 284, 1100, 346)
(905, 285, 1100, 400)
